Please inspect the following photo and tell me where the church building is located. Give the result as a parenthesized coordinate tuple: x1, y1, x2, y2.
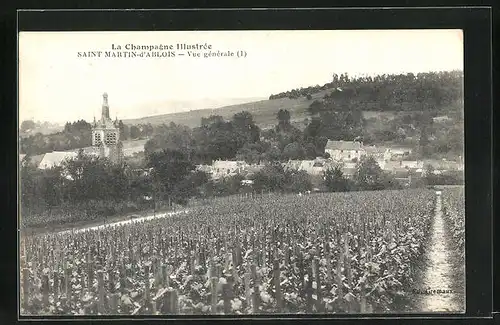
(91, 93, 123, 163)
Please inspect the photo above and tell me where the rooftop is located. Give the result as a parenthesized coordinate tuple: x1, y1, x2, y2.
(364, 146, 386, 154)
(325, 140, 364, 151)
(212, 160, 247, 168)
(24, 153, 45, 168)
(39, 151, 78, 169)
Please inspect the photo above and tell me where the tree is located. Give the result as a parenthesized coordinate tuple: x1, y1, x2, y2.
(419, 126, 431, 157)
(233, 111, 255, 129)
(303, 117, 323, 139)
(146, 149, 196, 207)
(210, 174, 244, 197)
(308, 100, 324, 115)
(129, 169, 154, 206)
(20, 120, 36, 132)
(323, 166, 350, 192)
(277, 109, 291, 131)
(64, 119, 92, 134)
(201, 115, 224, 128)
(145, 123, 194, 158)
(282, 142, 305, 160)
(262, 145, 282, 162)
(313, 136, 328, 156)
(130, 125, 141, 139)
(232, 111, 261, 146)
(107, 163, 130, 202)
(236, 143, 262, 164)
(118, 120, 128, 140)
(304, 142, 317, 159)
(171, 170, 210, 204)
(285, 170, 312, 193)
(20, 159, 41, 214)
(252, 163, 288, 193)
(354, 156, 385, 191)
(40, 166, 65, 215)
(61, 150, 103, 203)
(423, 164, 436, 185)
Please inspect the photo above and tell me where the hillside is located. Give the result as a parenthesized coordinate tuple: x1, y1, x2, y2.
(122, 71, 462, 131)
(21, 71, 462, 159)
(122, 87, 396, 131)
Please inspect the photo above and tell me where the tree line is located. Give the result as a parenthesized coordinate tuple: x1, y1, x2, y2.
(270, 71, 463, 114)
(19, 120, 155, 156)
(18, 147, 397, 228)
(20, 138, 463, 229)
(20, 71, 463, 161)
(20, 148, 209, 228)
(142, 108, 332, 166)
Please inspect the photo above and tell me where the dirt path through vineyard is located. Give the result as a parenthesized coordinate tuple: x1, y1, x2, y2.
(409, 190, 465, 312)
(56, 209, 189, 235)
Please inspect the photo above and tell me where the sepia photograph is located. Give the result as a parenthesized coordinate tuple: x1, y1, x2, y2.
(18, 29, 465, 316)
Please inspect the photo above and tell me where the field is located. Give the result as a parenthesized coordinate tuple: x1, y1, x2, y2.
(20, 189, 442, 315)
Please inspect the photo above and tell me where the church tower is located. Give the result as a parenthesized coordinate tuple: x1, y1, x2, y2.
(91, 93, 123, 164)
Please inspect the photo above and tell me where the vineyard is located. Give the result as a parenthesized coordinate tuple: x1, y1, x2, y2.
(20, 189, 440, 315)
(441, 186, 465, 259)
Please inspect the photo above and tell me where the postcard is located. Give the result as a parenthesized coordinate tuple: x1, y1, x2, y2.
(18, 29, 465, 316)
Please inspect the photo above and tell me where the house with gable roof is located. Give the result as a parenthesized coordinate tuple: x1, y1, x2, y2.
(23, 153, 46, 169)
(211, 160, 248, 179)
(38, 151, 78, 170)
(325, 140, 365, 162)
(283, 158, 335, 176)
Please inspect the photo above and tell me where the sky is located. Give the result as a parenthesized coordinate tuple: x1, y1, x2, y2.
(19, 30, 463, 124)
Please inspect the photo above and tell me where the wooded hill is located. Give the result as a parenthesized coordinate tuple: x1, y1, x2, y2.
(123, 70, 463, 130)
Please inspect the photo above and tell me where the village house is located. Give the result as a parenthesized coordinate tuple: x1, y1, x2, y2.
(381, 160, 423, 173)
(195, 162, 265, 180)
(240, 164, 265, 179)
(341, 162, 357, 170)
(211, 160, 248, 179)
(66, 146, 100, 157)
(283, 158, 335, 176)
(364, 145, 390, 161)
(341, 165, 357, 179)
(424, 159, 464, 172)
(325, 140, 365, 162)
(299, 160, 326, 176)
(385, 147, 413, 160)
(282, 160, 302, 171)
(432, 115, 453, 123)
(392, 167, 412, 186)
(375, 159, 386, 170)
(195, 164, 213, 174)
(400, 160, 424, 169)
(38, 151, 78, 170)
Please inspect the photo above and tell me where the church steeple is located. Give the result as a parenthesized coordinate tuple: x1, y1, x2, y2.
(102, 92, 110, 121)
(92, 92, 123, 164)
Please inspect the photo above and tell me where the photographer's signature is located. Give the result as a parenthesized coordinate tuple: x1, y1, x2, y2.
(411, 288, 455, 295)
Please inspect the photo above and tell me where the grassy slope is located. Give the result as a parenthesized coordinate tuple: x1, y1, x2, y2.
(122, 87, 396, 130)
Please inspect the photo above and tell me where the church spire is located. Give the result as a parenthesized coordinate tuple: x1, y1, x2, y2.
(102, 92, 110, 120)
